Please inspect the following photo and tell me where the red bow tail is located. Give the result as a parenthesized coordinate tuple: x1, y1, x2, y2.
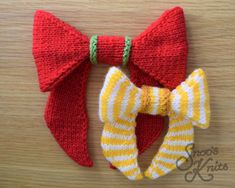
(33, 10, 93, 166)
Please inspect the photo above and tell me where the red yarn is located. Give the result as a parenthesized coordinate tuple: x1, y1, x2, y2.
(33, 7, 188, 167)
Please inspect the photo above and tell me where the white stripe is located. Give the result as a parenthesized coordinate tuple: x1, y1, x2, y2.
(147, 168, 159, 179)
(156, 157, 177, 164)
(156, 163, 170, 173)
(171, 89, 181, 115)
(109, 122, 134, 131)
(166, 129, 194, 137)
(160, 147, 189, 156)
(119, 163, 138, 172)
(106, 153, 138, 162)
(151, 160, 170, 174)
(165, 140, 193, 146)
(190, 71, 207, 125)
(131, 88, 142, 114)
(151, 88, 159, 114)
(176, 158, 187, 167)
(196, 74, 206, 125)
(128, 170, 141, 180)
(181, 82, 194, 119)
(99, 68, 120, 121)
(151, 171, 159, 179)
(119, 85, 134, 122)
(170, 118, 190, 128)
(102, 130, 133, 140)
(101, 143, 136, 150)
(108, 76, 127, 123)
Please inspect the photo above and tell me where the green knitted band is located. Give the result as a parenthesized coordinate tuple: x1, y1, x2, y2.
(122, 36, 132, 66)
(90, 35, 131, 65)
(90, 35, 98, 65)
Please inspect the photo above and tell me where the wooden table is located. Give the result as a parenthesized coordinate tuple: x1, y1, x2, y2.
(0, 1, 234, 187)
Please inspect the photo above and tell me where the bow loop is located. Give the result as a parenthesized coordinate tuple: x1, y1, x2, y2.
(33, 7, 188, 92)
(99, 67, 141, 124)
(33, 10, 89, 91)
(131, 6, 188, 89)
(99, 67, 210, 129)
(170, 69, 210, 129)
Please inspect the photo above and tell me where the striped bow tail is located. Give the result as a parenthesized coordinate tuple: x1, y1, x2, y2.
(145, 69, 210, 179)
(99, 67, 210, 180)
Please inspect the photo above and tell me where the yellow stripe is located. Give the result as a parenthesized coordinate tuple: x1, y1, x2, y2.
(148, 88, 155, 113)
(101, 137, 135, 145)
(170, 115, 188, 124)
(165, 134, 193, 141)
(113, 79, 129, 122)
(111, 119, 135, 127)
(158, 89, 166, 115)
(113, 158, 137, 167)
(160, 144, 190, 152)
(151, 166, 165, 176)
(103, 149, 137, 158)
(135, 173, 143, 180)
(100, 70, 123, 121)
(124, 87, 139, 119)
(123, 167, 140, 176)
(144, 170, 153, 178)
(104, 123, 132, 136)
(170, 124, 193, 132)
(109, 79, 137, 127)
(156, 159, 175, 170)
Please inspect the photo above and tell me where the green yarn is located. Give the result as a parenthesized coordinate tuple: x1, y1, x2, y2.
(90, 35, 98, 65)
(122, 36, 132, 66)
(90, 35, 131, 66)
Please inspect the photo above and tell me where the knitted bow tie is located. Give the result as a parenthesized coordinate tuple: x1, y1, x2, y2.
(33, 7, 188, 167)
(99, 67, 210, 180)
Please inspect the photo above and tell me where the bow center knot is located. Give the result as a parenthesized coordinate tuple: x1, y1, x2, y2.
(140, 86, 171, 116)
(89, 35, 131, 66)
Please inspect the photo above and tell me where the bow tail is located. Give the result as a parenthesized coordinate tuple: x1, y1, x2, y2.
(145, 69, 210, 179)
(101, 123, 143, 180)
(99, 67, 143, 179)
(145, 115, 194, 179)
(44, 61, 93, 167)
(129, 63, 165, 154)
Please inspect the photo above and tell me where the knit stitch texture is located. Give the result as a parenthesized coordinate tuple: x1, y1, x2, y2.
(33, 7, 188, 167)
(99, 67, 210, 180)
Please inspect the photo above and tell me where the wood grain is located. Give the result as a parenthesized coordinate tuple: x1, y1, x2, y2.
(0, 0, 235, 187)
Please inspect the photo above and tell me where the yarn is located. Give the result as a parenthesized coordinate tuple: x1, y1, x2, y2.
(99, 67, 210, 180)
(122, 36, 132, 66)
(90, 35, 98, 65)
(33, 7, 188, 167)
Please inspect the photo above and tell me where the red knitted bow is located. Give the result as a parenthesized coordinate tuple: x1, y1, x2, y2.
(33, 7, 188, 167)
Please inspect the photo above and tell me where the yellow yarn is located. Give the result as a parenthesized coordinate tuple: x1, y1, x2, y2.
(99, 67, 210, 180)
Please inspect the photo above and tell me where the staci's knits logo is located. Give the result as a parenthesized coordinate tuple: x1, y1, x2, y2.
(176, 144, 229, 182)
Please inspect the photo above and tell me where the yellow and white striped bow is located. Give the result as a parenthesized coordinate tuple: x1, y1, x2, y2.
(99, 67, 210, 180)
